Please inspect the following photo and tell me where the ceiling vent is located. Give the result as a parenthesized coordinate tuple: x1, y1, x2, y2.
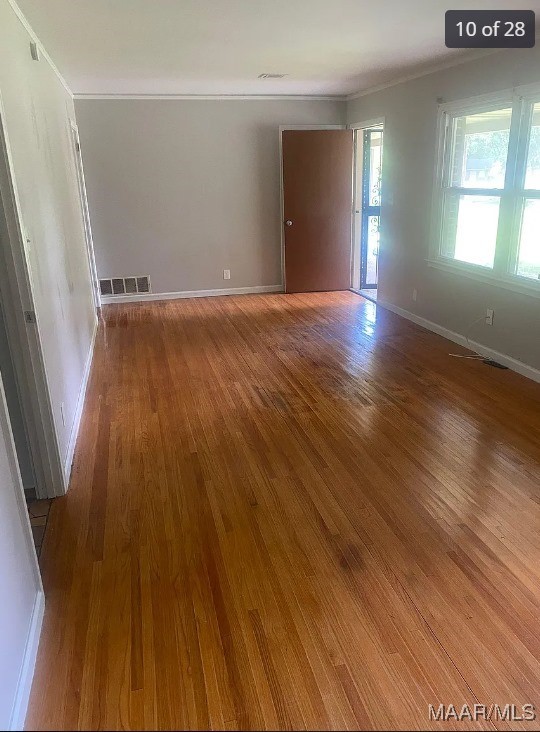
(258, 73, 287, 79)
(99, 275, 151, 297)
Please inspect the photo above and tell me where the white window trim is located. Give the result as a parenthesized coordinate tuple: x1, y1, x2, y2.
(429, 83, 540, 298)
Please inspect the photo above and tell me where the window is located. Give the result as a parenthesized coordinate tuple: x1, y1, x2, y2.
(433, 89, 540, 294)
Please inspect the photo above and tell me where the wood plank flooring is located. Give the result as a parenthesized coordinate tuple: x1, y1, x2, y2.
(27, 292, 540, 730)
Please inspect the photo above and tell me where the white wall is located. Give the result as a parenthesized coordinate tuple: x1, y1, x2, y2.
(347, 47, 540, 372)
(75, 98, 345, 294)
(0, 0, 97, 472)
(0, 374, 43, 730)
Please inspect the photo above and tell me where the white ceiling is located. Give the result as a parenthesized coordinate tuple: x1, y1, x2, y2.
(15, 0, 540, 97)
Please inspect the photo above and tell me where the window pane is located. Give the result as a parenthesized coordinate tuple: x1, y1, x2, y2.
(517, 199, 540, 280)
(450, 108, 512, 189)
(442, 194, 499, 268)
(365, 215, 379, 286)
(525, 102, 540, 190)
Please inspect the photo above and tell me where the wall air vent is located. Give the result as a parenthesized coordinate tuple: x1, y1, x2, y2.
(99, 276, 151, 297)
(99, 279, 113, 296)
(136, 276, 150, 293)
(112, 278, 125, 295)
(124, 277, 137, 294)
(258, 73, 287, 79)
(30, 41, 40, 61)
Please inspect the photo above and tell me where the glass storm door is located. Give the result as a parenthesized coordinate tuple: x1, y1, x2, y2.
(360, 129, 383, 289)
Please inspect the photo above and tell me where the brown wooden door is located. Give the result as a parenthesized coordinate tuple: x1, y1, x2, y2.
(282, 129, 353, 293)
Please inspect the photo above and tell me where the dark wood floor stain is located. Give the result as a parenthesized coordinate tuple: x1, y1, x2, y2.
(27, 292, 540, 730)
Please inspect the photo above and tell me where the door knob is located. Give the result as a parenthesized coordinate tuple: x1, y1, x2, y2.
(285, 220, 293, 227)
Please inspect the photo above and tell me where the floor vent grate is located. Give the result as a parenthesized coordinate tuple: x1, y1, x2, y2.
(99, 276, 151, 297)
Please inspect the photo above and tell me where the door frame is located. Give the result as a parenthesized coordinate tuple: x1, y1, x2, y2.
(0, 92, 66, 499)
(69, 122, 100, 309)
(1, 370, 44, 731)
(0, 371, 43, 588)
(279, 124, 346, 292)
(349, 117, 385, 292)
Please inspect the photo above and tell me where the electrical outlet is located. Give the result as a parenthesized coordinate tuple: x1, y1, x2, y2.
(486, 308, 494, 326)
(223, 269, 231, 280)
(412, 288, 418, 302)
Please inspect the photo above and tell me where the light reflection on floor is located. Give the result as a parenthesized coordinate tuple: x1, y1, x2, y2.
(359, 288, 377, 302)
(361, 298, 377, 337)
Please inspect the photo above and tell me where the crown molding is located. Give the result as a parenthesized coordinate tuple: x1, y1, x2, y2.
(345, 48, 503, 101)
(73, 92, 347, 102)
(7, 0, 73, 97)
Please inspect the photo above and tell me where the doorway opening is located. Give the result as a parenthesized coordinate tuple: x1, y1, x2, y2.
(353, 123, 384, 300)
(70, 123, 100, 309)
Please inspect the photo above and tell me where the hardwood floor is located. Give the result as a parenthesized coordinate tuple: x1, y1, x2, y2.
(27, 292, 540, 731)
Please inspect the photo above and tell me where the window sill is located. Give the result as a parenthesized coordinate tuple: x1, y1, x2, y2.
(427, 258, 540, 299)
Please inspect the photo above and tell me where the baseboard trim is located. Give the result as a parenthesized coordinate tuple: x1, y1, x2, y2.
(376, 298, 540, 385)
(101, 284, 284, 304)
(9, 590, 45, 731)
(63, 316, 98, 485)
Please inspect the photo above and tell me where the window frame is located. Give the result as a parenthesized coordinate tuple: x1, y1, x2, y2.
(429, 84, 540, 298)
